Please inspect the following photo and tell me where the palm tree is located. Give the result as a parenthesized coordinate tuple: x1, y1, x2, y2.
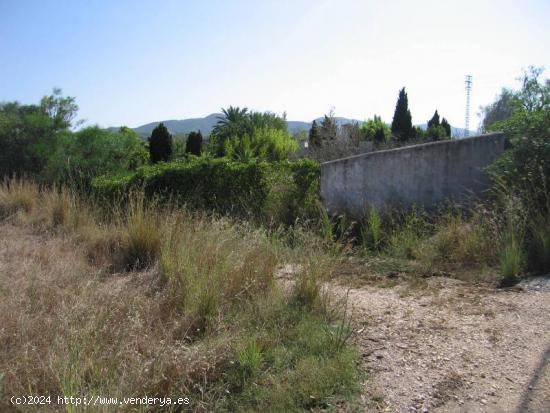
(211, 106, 250, 156)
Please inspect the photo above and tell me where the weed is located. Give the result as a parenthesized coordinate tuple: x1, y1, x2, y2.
(361, 206, 382, 251)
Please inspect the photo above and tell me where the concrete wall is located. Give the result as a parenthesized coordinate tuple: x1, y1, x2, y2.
(320, 133, 505, 218)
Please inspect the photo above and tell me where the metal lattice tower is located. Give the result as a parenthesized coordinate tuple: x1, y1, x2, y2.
(464, 75, 472, 137)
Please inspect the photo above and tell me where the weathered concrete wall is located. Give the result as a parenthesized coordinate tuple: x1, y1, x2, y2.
(321, 133, 505, 217)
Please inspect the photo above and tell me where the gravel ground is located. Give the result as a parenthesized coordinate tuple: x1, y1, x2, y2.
(331, 276, 550, 412)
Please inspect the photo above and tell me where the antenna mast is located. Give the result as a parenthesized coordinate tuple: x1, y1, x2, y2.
(464, 75, 472, 137)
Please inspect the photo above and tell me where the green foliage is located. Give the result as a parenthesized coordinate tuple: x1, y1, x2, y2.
(148, 123, 173, 163)
(46, 126, 148, 186)
(499, 230, 524, 286)
(482, 66, 550, 133)
(211, 106, 288, 157)
(0, 89, 77, 178)
(480, 88, 519, 132)
(308, 120, 321, 148)
(426, 125, 449, 142)
(171, 135, 187, 159)
(361, 116, 391, 145)
(92, 158, 320, 224)
(386, 209, 431, 259)
(426, 110, 451, 141)
(361, 207, 382, 251)
(441, 117, 451, 137)
(225, 127, 298, 162)
(427, 110, 440, 129)
(486, 68, 550, 274)
(528, 212, 550, 271)
(185, 130, 203, 156)
(391, 87, 414, 142)
(319, 111, 338, 143)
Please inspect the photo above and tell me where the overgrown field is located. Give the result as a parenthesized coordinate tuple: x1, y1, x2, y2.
(0, 179, 360, 412)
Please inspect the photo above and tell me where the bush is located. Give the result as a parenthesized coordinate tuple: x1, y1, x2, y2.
(46, 126, 148, 187)
(224, 127, 298, 162)
(92, 158, 320, 225)
(486, 67, 550, 275)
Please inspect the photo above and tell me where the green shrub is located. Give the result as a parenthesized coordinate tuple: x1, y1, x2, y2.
(416, 212, 492, 269)
(386, 209, 430, 259)
(47, 126, 148, 187)
(91, 158, 320, 225)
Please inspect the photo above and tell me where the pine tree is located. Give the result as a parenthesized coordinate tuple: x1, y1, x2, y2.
(308, 120, 322, 148)
(148, 123, 173, 163)
(427, 110, 440, 129)
(441, 118, 451, 137)
(185, 130, 203, 156)
(391, 88, 414, 142)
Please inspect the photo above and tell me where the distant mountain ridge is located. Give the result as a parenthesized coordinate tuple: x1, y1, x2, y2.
(125, 114, 475, 139)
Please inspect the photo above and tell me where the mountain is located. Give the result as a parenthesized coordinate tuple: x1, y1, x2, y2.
(132, 113, 222, 137)
(125, 114, 475, 139)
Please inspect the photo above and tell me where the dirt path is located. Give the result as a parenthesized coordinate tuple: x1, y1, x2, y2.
(332, 277, 550, 412)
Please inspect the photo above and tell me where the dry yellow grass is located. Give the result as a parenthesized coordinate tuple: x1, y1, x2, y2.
(0, 180, 359, 412)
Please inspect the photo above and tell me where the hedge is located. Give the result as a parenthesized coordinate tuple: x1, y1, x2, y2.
(91, 157, 320, 223)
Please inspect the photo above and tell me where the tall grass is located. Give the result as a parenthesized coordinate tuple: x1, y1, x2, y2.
(0, 178, 359, 412)
(361, 207, 382, 251)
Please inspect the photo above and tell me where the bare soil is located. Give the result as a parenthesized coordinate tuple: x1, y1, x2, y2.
(332, 275, 550, 412)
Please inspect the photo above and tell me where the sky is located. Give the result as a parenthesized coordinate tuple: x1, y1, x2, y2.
(1, 0, 549, 131)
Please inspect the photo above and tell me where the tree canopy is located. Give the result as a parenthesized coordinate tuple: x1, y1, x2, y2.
(186, 131, 203, 156)
(0, 89, 78, 178)
(391, 88, 414, 142)
(149, 123, 173, 163)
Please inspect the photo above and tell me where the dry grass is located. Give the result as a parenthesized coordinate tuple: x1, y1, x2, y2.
(0, 179, 359, 412)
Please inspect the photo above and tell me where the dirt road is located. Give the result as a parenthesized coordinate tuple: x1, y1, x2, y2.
(333, 276, 550, 412)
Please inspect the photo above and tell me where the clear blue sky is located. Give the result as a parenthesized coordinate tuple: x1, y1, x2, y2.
(1, 0, 549, 130)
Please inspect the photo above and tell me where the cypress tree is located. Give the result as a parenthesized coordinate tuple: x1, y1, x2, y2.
(148, 123, 173, 163)
(441, 118, 451, 137)
(427, 110, 440, 129)
(185, 130, 203, 156)
(308, 120, 322, 148)
(391, 88, 414, 142)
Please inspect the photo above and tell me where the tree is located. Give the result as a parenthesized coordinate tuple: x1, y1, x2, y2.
(441, 118, 451, 137)
(319, 111, 338, 143)
(185, 131, 203, 156)
(480, 66, 550, 132)
(426, 125, 448, 141)
(391, 88, 414, 142)
(211, 106, 251, 156)
(427, 110, 440, 129)
(210, 107, 288, 157)
(148, 123, 173, 163)
(361, 116, 391, 145)
(47, 126, 148, 185)
(0, 89, 78, 178)
(40, 88, 79, 131)
(479, 88, 519, 132)
(308, 120, 321, 149)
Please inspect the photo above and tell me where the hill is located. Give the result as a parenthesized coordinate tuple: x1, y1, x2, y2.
(122, 114, 476, 139)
